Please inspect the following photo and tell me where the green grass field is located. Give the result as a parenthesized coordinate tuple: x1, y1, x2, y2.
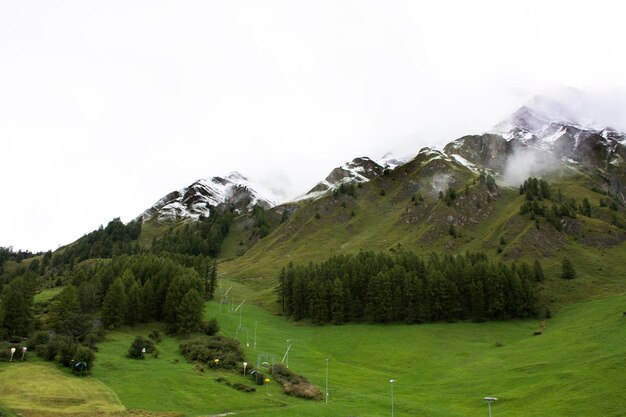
(5, 284, 621, 416)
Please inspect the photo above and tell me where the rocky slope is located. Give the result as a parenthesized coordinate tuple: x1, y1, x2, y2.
(138, 172, 277, 222)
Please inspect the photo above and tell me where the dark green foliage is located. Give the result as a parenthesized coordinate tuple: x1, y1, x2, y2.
(151, 211, 233, 256)
(449, 224, 458, 238)
(74, 346, 96, 372)
(216, 377, 256, 392)
(164, 269, 204, 333)
(86, 254, 215, 333)
(332, 182, 357, 198)
(485, 175, 497, 191)
(176, 289, 204, 337)
(251, 205, 270, 238)
(380, 189, 386, 196)
(148, 329, 162, 343)
(128, 335, 157, 359)
(581, 197, 592, 217)
(519, 177, 578, 231)
(314, 212, 321, 220)
(0, 273, 37, 337)
(444, 188, 457, 206)
(50, 218, 141, 268)
(102, 277, 127, 328)
(561, 258, 576, 280)
(270, 363, 323, 400)
(202, 318, 220, 336)
(533, 260, 545, 282)
(278, 251, 536, 324)
(179, 335, 245, 370)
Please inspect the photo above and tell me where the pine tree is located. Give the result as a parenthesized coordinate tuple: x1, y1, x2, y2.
(209, 260, 218, 300)
(533, 260, 545, 282)
(177, 289, 204, 337)
(126, 281, 143, 326)
(330, 278, 344, 324)
(561, 258, 576, 280)
(0, 275, 36, 337)
(103, 277, 127, 328)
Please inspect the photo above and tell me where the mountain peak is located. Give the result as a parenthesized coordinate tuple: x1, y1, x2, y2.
(139, 172, 276, 222)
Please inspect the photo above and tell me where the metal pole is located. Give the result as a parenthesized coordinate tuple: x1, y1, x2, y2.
(325, 358, 329, 403)
(488, 400, 492, 417)
(254, 321, 257, 350)
(390, 379, 395, 417)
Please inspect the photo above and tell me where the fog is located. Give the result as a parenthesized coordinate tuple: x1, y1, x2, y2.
(502, 149, 560, 187)
(2, 1, 626, 251)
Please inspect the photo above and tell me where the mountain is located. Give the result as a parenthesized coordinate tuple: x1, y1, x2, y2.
(444, 95, 626, 200)
(296, 157, 384, 201)
(138, 172, 277, 222)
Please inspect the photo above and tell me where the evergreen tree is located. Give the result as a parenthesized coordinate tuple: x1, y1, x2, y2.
(329, 278, 344, 324)
(126, 281, 143, 326)
(0, 274, 36, 337)
(177, 289, 204, 337)
(49, 285, 90, 339)
(533, 260, 545, 282)
(164, 269, 204, 330)
(561, 258, 576, 280)
(207, 260, 218, 300)
(103, 277, 127, 328)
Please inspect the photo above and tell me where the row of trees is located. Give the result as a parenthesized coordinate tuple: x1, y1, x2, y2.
(277, 251, 540, 324)
(50, 218, 142, 269)
(94, 255, 211, 335)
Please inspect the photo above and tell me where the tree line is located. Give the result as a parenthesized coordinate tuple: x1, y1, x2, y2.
(277, 250, 540, 324)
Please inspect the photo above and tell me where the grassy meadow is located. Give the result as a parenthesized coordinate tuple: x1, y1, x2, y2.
(3, 282, 624, 416)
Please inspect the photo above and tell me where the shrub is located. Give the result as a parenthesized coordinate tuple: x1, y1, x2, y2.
(73, 346, 95, 372)
(26, 331, 50, 349)
(270, 364, 323, 400)
(202, 319, 219, 336)
(180, 335, 245, 370)
(128, 336, 156, 359)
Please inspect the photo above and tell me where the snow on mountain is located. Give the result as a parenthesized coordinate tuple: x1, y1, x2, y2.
(377, 151, 411, 170)
(295, 157, 384, 201)
(139, 172, 277, 222)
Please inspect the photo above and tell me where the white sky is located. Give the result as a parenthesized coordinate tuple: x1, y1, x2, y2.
(2, 0, 626, 252)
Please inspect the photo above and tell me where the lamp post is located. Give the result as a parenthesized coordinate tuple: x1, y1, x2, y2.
(254, 321, 257, 350)
(389, 379, 396, 417)
(243, 362, 248, 376)
(325, 358, 329, 403)
(21, 346, 27, 361)
(484, 397, 498, 417)
(9, 347, 15, 362)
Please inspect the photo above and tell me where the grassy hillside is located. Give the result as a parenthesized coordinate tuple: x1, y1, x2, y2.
(4, 288, 624, 416)
(217, 157, 626, 309)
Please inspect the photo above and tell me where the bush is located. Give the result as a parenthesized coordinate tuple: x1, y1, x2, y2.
(270, 364, 323, 400)
(179, 335, 245, 370)
(26, 331, 50, 349)
(128, 336, 156, 359)
(202, 319, 219, 336)
(73, 346, 95, 372)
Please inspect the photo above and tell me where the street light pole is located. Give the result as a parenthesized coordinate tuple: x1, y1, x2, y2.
(484, 397, 498, 417)
(390, 379, 396, 417)
(325, 358, 329, 403)
(254, 321, 257, 350)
